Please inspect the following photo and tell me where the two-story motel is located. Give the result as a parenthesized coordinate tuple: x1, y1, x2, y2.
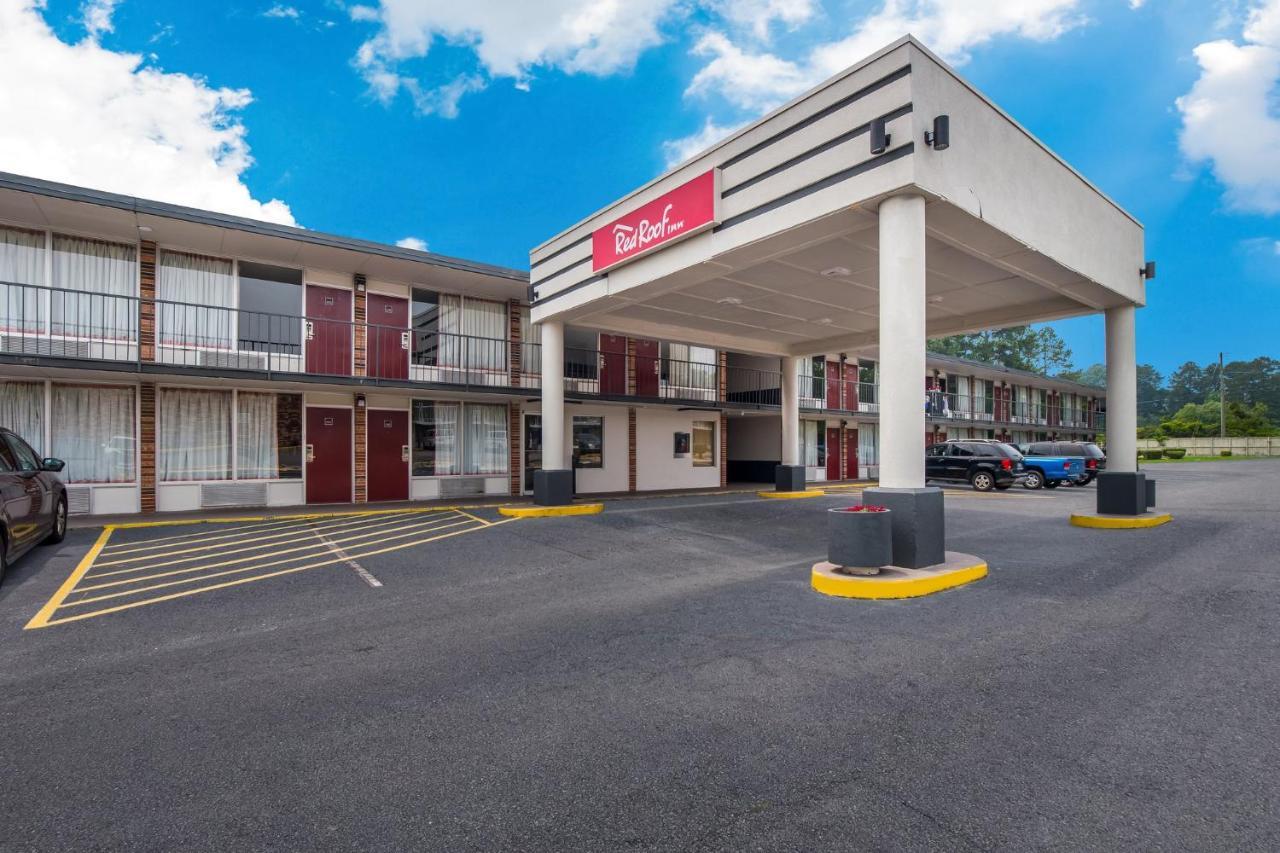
(0, 37, 1136, 528)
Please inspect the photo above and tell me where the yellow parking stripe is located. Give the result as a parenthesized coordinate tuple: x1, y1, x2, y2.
(39, 520, 515, 628)
(24, 528, 114, 630)
(70, 515, 477, 595)
(90, 510, 455, 570)
(453, 508, 493, 527)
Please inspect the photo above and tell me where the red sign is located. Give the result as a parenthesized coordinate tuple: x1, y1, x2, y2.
(592, 169, 720, 273)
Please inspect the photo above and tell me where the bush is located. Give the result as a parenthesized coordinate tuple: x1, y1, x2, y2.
(1165, 448, 1187, 459)
(1142, 449, 1164, 459)
(1220, 449, 1233, 457)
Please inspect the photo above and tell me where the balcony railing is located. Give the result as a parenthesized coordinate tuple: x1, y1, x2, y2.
(522, 343, 721, 402)
(0, 281, 138, 362)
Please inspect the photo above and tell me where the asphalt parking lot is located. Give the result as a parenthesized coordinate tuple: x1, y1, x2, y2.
(2, 460, 1278, 851)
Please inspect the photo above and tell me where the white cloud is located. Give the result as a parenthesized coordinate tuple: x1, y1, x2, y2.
(685, 32, 809, 111)
(81, 0, 121, 37)
(0, 0, 295, 225)
(350, 0, 681, 115)
(707, 0, 817, 40)
(662, 117, 745, 168)
(395, 236, 429, 250)
(263, 4, 301, 19)
(1177, 0, 1280, 214)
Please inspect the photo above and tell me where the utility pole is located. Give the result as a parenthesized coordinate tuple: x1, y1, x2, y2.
(1219, 352, 1226, 439)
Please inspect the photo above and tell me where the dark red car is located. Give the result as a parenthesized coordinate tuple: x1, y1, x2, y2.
(0, 428, 67, 585)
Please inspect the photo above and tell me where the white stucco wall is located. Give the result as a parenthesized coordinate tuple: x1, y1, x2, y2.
(635, 408, 721, 492)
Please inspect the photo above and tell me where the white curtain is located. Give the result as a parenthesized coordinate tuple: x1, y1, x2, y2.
(51, 235, 136, 339)
(667, 342, 690, 388)
(158, 251, 235, 348)
(690, 345, 716, 391)
(0, 381, 44, 451)
(519, 308, 541, 375)
(859, 423, 878, 466)
(463, 298, 506, 371)
(51, 385, 135, 483)
(0, 227, 45, 334)
(463, 404, 508, 475)
(159, 388, 231, 481)
(438, 294, 463, 367)
(237, 392, 278, 479)
(801, 420, 819, 467)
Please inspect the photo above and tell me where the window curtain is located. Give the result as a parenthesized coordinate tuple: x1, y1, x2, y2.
(0, 381, 44, 451)
(690, 345, 716, 392)
(463, 404, 508, 475)
(51, 235, 136, 339)
(237, 392, 278, 479)
(859, 423, 878, 466)
(159, 388, 231, 481)
(801, 421, 819, 467)
(51, 385, 135, 483)
(437, 294, 463, 367)
(413, 400, 460, 476)
(463, 298, 506, 371)
(666, 342, 690, 388)
(0, 227, 45, 334)
(519, 308, 542, 376)
(158, 251, 235, 349)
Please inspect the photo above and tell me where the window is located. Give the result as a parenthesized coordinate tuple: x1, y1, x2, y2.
(799, 357, 824, 400)
(858, 423, 878, 466)
(801, 420, 825, 467)
(412, 400, 459, 476)
(159, 388, 231, 482)
(0, 226, 45, 333)
(410, 289, 505, 371)
(573, 416, 603, 468)
(463, 404, 508, 475)
(0, 381, 44, 451)
(858, 360, 877, 405)
(51, 234, 136, 339)
(237, 392, 302, 479)
(158, 251, 236, 348)
(0, 438, 15, 472)
(662, 343, 717, 392)
(692, 420, 715, 467)
(51, 384, 135, 483)
(238, 261, 302, 354)
(5, 433, 40, 472)
(927, 444, 946, 457)
(564, 327, 599, 381)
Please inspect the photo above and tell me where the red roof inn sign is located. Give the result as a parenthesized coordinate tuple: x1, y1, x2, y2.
(592, 169, 721, 273)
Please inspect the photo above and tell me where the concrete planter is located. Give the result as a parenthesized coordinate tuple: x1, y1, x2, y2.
(827, 507, 892, 575)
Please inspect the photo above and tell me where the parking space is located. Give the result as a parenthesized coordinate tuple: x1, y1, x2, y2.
(25, 507, 512, 629)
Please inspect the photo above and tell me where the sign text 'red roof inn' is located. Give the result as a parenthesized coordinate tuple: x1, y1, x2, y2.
(592, 170, 720, 274)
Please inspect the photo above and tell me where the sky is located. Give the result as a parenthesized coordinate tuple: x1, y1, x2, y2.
(0, 0, 1277, 378)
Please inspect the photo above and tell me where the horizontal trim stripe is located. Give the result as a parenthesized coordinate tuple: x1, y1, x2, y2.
(531, 256, 592, 290)
(531, 234, 591, 271)
(723, 104, 913, 199)
(531, 272, 606, 306)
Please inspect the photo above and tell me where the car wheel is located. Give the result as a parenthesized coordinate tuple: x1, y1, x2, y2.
(1044, 480, 1060, 489)
(45, 496, 67, 545)
(971, 471, 995, 492)
(1023, 470, 1043, 490)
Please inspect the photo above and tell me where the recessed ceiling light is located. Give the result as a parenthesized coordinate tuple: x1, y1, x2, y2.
(821, 266, 851, 277)
(716, 296, 742, 305)
(816, 317, 833, 325)
(928, 295, 944, 304)
(137, 225, 153, 233)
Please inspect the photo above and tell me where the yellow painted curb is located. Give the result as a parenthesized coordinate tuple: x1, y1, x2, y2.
(811, 560, 988, 600)
(497, 503, 604, 518)
(757, 490, 825, 499)
(1069, 512, 1173, 529)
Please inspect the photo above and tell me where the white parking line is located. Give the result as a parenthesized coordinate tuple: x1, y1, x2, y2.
(309, 522, 382, 588)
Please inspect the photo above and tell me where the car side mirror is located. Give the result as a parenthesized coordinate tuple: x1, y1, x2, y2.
(42, 457, 65, 473)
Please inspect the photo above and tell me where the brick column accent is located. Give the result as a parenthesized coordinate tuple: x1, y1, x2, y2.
(719, 412, 728, 487)
(717, 351, 727, 403)
(509, 401, 522, 496)
(508, 300, 522, 387)
(626, 338, 637, 397)
(139, 241, 156, 363)
(838, 422, 847, 482)
(353, 274, 367, 377)
(628, 407, 637, 492)
(139, 382, 156, 513)
(354, 403, 367, 503)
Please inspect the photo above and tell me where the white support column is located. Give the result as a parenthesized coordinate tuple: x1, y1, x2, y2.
(540, 319, 566, 471)
(877, 194, 927, 490)
(1104, 304, 1138, 473)
(781, 356, 801, 466)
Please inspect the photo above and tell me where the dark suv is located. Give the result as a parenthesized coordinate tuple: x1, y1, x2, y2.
(926, 439, 1027, 492)
(1024, 440, 1107, 485)
(0, 428, 68, 586)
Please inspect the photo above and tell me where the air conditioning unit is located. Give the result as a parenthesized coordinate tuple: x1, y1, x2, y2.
(65, 486, 92, 516)
(439, 478, 485, 498)
(200, 482, 268, 508)
(199, 350, 268, 371)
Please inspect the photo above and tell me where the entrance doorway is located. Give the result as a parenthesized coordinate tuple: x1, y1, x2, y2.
(845, 428, 858, 479)
(523, 414, 542, 493)
(600, 335, 627, 395)
(367, 409, 409, 502)
(367, 293, 409, 380)
(634, 338, 659, 396)
(826, 427, 841, 480)
(305, 407, 352, 504)
(305, 285, 353, 376)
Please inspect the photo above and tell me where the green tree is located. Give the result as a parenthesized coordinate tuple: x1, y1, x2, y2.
(1150, 401, 1278, 438)
(1166, 361, 1212, 412)
(1224, 357, 1280, 418)
(929, 326, 1074, 374)
(1058, 362, 1106, 387)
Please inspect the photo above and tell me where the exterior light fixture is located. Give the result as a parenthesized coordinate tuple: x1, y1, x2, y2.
(1142, 261, 1156, 280)
(137, 225, 153, 233)
(355, 394, 366, 408)
(821, 266, 851, 277)
(716, 296, 742, 305)
(925, 115, 950, 150)
(870, 117, 890, 154)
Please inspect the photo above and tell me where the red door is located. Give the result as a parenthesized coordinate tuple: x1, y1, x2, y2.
(367, 410, 408, 502)
(600, 334, 627, 395)
(633, 338, 659, 397)
(845, 428, 858, 479)
(843, 363, 859, 410)
(306, 286, 353, 376)
(306, 407, 352, 504)
(826, 428, 840, 480)
(826, 361, 841, 410)
(367, 293, 409, 380)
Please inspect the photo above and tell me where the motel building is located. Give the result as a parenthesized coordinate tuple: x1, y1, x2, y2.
(0, 37, 1149, 555)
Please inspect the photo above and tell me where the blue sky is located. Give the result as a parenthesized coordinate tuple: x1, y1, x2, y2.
(3, 0, 1278, 377)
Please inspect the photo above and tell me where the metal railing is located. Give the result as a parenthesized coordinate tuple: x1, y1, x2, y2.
(0, 281, 138, 362)
(522, 343, 722, 402)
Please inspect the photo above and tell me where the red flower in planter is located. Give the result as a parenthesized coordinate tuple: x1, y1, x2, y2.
(838, 504, 888, 512)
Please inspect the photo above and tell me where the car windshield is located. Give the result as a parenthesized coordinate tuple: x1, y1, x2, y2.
(994, 442, 1024, 461)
